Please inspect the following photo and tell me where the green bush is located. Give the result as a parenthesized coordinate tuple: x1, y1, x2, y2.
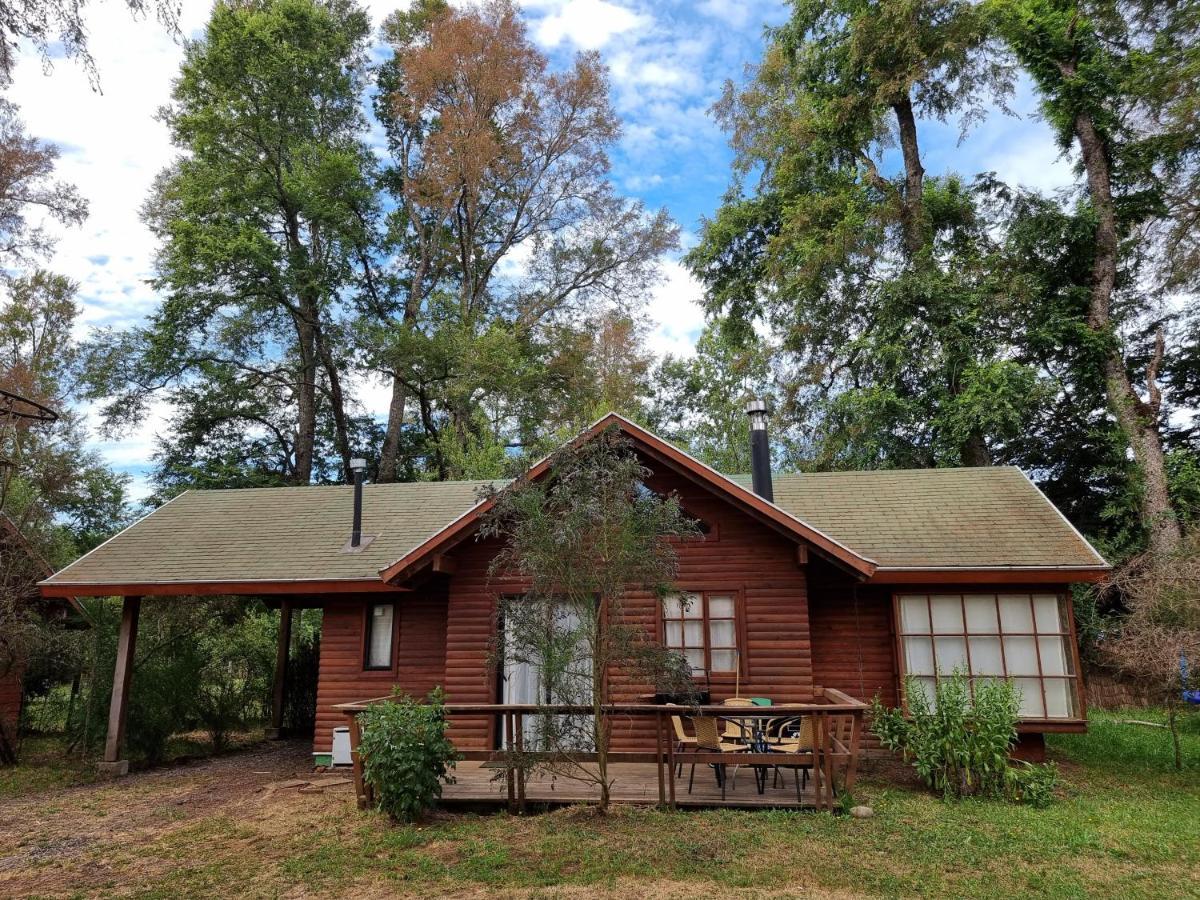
(358, 689, 459, 823)
(870, 672, 1058, 805)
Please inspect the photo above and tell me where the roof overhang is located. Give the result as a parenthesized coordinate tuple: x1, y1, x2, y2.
(39, 578, 409, 598)
(378, 413, 878, 584)
(868, 566, 1111, 585)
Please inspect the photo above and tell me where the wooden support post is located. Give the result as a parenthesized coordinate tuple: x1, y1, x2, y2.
(98, 596, 141, 776)
(822, 714, 835, 811)
(515, 712, 526, 813)
(655, 711, 666, 808)
(845, 711, 862, 792)
(666, 719, 677, 810)
(349, 714, 367, 810)
(267, 600, 293, 740)
(505, 713, 516, 813)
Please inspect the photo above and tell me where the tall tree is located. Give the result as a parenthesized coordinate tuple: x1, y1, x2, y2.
(480, 427, 698, 811)
(368, 0, 677, 481)
(689, 0, 1034, 472)
(990, 0, 1198, 555)
(90, 0, 379, 487)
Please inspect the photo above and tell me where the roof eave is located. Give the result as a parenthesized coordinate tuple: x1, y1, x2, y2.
(377, 412, 878, 584)
(867, 565, 1111, 585)
(38, 577, 410, 598)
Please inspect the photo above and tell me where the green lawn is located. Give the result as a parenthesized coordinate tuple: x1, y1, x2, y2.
(1, 710, 1198, 898)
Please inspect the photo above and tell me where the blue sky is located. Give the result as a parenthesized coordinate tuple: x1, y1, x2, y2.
(7, 0, 1075, 494)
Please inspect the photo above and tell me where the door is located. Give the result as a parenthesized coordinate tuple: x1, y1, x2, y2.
(501, 600, 594, 750)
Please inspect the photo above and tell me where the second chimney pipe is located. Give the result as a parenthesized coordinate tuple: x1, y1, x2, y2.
(745, 400, 773, 503)
(350, 458, 367, 547)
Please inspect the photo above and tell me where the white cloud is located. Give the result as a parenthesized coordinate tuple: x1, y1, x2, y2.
(534, 0, 645, 50)
(646, 258, 705, 359)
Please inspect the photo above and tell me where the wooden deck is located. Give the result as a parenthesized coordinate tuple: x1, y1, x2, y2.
(440, 759, 823, 809)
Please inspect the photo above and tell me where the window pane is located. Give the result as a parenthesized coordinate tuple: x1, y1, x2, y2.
(685, 648, 705, 670)
(964, 596, 999, 633)
(998, 594, 1034, 632)
(711, 649, 737, 672)
(934, 636, 968, 674)
(904, 637, 935, 675)
(683, 621, 704, 647)
(681, 592, 703, 618)
(1044, 679, 1076, 718)
(367, 604, 394, 668)
(899, 595, 930, 633)
(663, 594, 683, 619)
(968, 637, 1004, 675)
(1014, 678, 1045, 717)
(709, 619, 736, 648)
(1039, 636, 1071, 676)
(930, 595, 963, 633)
(1033, 594, 1064, 633)
(665, 621, 683, 648)
(1003, 636, 1040, 676)
(908, 677, 937, 708)
(708, 595, 735, 618)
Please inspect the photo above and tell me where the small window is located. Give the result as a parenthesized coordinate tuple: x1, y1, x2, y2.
(896, 592, 1080, 719)
(662, 591, 740, 675)
(365, 603, 395, 670)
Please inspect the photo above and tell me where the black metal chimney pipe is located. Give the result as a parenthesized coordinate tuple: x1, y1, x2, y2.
(350, 458, 366, 547)
(745, 399, 773, 503)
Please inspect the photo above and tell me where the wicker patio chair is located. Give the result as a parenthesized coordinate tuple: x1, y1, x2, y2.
(688, 714, 748, 800)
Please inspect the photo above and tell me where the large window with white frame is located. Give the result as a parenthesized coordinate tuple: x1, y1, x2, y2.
(364, 602, 395, 670)
(896, 593, 1081, 719)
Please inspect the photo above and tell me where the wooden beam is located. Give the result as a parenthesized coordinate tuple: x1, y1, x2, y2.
(267, 599, 293, 739)
(795, 544, 809, 566)
(40, 579, 412, 598)
(99, 596, 140, 775)
(431, 554, 457, 575)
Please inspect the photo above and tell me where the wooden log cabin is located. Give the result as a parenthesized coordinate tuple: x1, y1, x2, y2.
(39, 411, 1108, 774)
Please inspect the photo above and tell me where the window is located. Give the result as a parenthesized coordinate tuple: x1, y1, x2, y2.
(365, 602, 395, 670)
(662, 591, 739, 675)
(896, 593, 1080, 719)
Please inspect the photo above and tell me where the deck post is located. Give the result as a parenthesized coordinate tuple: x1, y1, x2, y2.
(666, 719, 676, 809)
(267, 599, 293, 740)
(349, 714, 367, 810)
(655, 711, 665, 808)
(515, 711, 526, 813)
(504, 712, 516, 813)
(822, 714, 836, 811)
(844, 711, 862, 792)
(98, 595, 141, 776)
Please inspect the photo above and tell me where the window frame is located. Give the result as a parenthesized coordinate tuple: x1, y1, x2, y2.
(891, 590, 1086, 723)
(363, 601, 397, 672)
(660, 588, 744, 679)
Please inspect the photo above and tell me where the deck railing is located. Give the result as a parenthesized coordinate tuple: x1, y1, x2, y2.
(335, 688, 867, 813)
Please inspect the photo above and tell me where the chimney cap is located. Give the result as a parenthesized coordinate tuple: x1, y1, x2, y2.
(744, 399, 768, 416)
(349, 458, 368, 472)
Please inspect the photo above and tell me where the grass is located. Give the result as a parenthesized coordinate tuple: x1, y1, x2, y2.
(2, 709, 1199, 898)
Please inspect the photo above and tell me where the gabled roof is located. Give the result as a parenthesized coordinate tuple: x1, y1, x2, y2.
(40, 480, 502, 596)
(731, 467, 1109, 572)
(39, 412, 1109, 598)
(376, 413, 877, 583)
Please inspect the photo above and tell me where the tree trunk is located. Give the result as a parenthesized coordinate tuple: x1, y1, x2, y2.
(892, 94, 926, 258)
(1073, 107, 1182, 555)
(960, 431, 991, 468)
(294, 315, 317, 486)
(313, 323, 353, 483)
(378, 377, 408, 484)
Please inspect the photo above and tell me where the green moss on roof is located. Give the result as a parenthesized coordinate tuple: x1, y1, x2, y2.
(44, 465, 1105, 588)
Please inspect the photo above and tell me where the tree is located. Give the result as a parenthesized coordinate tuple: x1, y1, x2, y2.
(651, 319, 784, 473)
(368, 0, 677, 481)
(0, 0, 179, 87)
(688, 0, 1040, 473)
(1101, 535, 1200, 770)
(479, 427, 698, 811)
(0, 99, 87, 266)
(89, 0, 379, 488)
(989, 0, 1197, 555)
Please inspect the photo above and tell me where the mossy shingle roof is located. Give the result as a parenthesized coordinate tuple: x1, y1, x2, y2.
(731, 467, 1106, 569)
(43, 464, 1105, 589)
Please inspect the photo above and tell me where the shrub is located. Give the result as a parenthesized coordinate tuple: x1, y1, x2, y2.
(358, 689, 459, 823)
(871, 672, 1056, 805)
